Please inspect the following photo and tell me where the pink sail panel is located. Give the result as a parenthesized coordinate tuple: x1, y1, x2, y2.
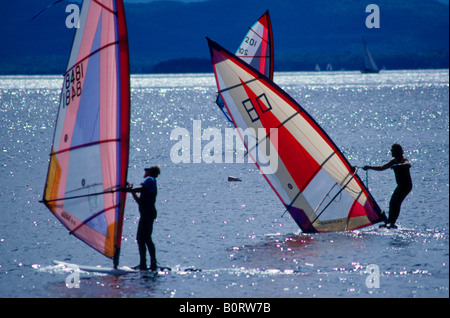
(207, 38, 385, 232)
(43, 0, 130, 263)
(236, 10, 274, 80)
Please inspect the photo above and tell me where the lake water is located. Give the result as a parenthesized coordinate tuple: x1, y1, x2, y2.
(0, 70, 448, 299)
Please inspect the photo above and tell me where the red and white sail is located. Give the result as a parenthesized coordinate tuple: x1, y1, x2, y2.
(208, 38, 385, 232)
(236, 10, 274, 80)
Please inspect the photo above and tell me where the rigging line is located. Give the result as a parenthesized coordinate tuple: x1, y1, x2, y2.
(64, 182, 103, 196)
(344, 189, 364, 231)
(218, 78, 259, 95)
(314, 183, 339, 213)
(69, 205, 118, 235)
(93, 0, 117, 15)
(246, 26, 270, 44)
(65, 41, 119, 74)
(310, 168, 359, 225)
(236, 55, 271, 58)
(31, 0, 64, 20)
(215, 95, 233, 123)
(306, 152, 339, 212)
(366, 169, 369, 189)
(40, 187, 124, 203)
(281, 189, 302, 217)
(50, 138, 120, 156)
(281, 152, 337, 217)
(301, 151, 337, 189)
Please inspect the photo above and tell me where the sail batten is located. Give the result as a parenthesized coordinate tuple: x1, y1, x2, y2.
(42, 0, 130, 265)
(69, 205, 119, 235)
(93, 0, 117, 14)
(50, 138, 121, 156)
(66, 41, 119, 73)
(207, 38, 386, 233)
(218, 78, 260, 94)
(42, 187, 122, 203)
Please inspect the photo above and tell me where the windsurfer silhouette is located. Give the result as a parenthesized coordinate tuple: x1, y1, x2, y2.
(363, 144, 412, 229)
(128, 165, 160, 270)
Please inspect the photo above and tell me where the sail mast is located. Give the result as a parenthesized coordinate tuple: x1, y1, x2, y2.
(113, 0, 130, 268)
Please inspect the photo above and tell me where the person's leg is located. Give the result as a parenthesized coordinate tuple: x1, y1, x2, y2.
(137, 240, 148, 269)
(146, 220, 157, 270)
(136, 221, 148, 269)
(147, 239, 157, 270)
(388, 187, 410, 227)
(388, 188, 401, 226)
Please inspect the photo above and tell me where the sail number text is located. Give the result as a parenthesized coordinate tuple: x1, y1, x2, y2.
(238, 37, 258, 56)
(63, 63, 84, 108)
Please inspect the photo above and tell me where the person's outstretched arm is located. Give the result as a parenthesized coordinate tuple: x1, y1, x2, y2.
(363, 159, 395, 171)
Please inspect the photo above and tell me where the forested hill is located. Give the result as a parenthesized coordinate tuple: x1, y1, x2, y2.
(0, 0, 448, 74)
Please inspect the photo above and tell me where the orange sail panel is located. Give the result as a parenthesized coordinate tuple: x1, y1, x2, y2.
(43, 0, 130, 264)
(207, 38, 385, 232)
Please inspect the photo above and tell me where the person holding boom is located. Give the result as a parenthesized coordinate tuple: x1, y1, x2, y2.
(128, 165, 161, 270)
(363, 144, 412, 229)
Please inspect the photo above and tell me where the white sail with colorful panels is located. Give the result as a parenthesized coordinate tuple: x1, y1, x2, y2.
(42, 0, 130, 267)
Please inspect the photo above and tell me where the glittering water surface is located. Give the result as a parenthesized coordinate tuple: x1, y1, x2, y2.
(0, 70, 448, 298)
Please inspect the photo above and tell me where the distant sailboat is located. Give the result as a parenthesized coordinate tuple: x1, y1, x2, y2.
(207, 38, 386, 232)
(41, 0, 130, 268)
(361, 39, 379, 73)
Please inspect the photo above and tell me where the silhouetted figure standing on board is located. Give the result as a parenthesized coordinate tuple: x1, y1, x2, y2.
(129, 165, 160, 270)
(363, 144, 412, 228)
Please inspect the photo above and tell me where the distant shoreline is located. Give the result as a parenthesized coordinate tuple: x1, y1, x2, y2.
(1, 53, 448, 76)
(0, 68, 448, 78)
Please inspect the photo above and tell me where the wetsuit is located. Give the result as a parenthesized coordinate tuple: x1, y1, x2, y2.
(137, 176, 157, 270)
(388, 160, 412, 226)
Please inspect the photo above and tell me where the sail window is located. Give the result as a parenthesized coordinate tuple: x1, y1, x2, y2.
(242, 98, 260, 122)
(256, 93, 272, 113)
